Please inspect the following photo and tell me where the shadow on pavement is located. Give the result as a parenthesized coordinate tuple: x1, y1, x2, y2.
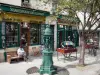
(26, 66, 69, 75)
(66, 64, 76, 69)
(26, 66, 39, 75)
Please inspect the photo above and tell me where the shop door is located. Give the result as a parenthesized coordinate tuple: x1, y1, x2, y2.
(21, 28, 30, 56)
(57, 30, 65, 48)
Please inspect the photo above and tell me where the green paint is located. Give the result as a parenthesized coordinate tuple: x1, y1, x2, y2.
(0, 22, 2, 49)
(0, 3, 50, 16)
(39, 25, 56, 75)
(72, 30, 79, 47)
(18, 23, 20, 47)
(4, 51, 6, 61)
(0, 21, 6, 49)
(57, 25, 79, 47)
(58, 15, 80, 23)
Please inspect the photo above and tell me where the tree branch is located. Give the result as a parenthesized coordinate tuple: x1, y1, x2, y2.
(92, 17, 100, 26)
(64, 7, 84, 27)
(82, 1, 91, 30)
(88, 17, 100, 32)
(84, 0, 95, 31)
(91, 22, 100, 33)
(83, 12, 87, 31)
(91, 13, 100, 23)
(75, 13, 84, 28)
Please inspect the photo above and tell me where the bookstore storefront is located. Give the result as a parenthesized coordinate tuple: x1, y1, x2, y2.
(0, 3, 50, 61)
(57, 15, 79, 48)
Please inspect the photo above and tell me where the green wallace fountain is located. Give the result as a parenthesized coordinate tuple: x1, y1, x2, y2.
(39, 24, 56, 75)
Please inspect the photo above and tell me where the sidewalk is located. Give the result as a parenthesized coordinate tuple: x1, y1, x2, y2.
(0, 49, 100, 75)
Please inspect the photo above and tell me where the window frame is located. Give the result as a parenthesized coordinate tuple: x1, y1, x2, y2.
(30, 23, 40, 45)
(5, 22, 20, 48)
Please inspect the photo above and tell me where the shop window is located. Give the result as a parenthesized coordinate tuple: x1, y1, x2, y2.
(6, 22, 19, 47)
(30, 23, 40, 45)
(22, 0, 29, 3)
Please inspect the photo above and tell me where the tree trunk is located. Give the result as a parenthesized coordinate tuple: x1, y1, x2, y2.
(79, 32, 85, 66)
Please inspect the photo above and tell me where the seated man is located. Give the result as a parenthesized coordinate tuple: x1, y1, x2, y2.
(17, 46, 26, 61)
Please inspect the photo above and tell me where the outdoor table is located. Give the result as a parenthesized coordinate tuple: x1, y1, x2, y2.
(85, 44, 97, 56)
(56, 47, 77, 62)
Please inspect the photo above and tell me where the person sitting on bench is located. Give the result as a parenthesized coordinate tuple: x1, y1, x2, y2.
(17, 46, 26, 61)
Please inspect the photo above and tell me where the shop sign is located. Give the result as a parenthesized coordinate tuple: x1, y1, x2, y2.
(58, 15, 80, 24)
(0, 3, 50, 16)
(9, 8, 46, 16)
(58, 19, 75, 24)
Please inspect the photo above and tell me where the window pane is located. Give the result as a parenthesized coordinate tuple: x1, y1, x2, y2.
(30, 23, 40, 45)
(6, 22, 19, 47)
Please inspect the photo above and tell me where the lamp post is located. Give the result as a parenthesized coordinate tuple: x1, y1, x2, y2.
(39, 24, 56, 75)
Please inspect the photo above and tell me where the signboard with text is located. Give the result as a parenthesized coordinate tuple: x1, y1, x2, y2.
(0, 3, 50, 16)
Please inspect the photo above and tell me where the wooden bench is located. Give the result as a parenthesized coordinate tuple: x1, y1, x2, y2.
(7, 51, 24, 63)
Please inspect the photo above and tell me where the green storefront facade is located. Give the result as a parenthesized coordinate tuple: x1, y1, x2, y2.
(0, 3, 50, 61)
(0, 3, 50, 48)
(57, 15, 79, 48)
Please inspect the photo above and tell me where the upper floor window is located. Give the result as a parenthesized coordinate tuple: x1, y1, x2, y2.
(21, 0, 30, 8)
(22, 0, 29, 3)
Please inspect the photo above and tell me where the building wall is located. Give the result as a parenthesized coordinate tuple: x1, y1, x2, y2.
(0, 0, 53, 12)
(0, 0, 21, 6)
(30, 0, 52, 12)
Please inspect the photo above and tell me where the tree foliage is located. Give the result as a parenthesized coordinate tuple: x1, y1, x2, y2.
(40, 0, 100, 32)
(56, 0, 100, 32)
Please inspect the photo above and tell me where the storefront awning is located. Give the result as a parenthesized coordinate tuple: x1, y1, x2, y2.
(0, 3, 50, 16)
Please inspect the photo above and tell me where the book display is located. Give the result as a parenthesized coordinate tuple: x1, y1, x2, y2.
(6, 22, 19, 47)
(30, 24, 40, 45)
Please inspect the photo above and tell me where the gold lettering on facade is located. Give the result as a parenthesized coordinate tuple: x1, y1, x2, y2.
(10, 8, 45, 16)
